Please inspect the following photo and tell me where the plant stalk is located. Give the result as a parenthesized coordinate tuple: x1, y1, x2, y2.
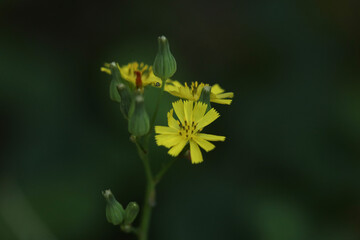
(136, 140, 155, 240)
(136, 79, 172, 240)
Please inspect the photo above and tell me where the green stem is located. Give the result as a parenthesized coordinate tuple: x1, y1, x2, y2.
(136, 140, 155, 240)
(135, 137, 178, 240)
(135, 79, 169, 240)
(154, 157, 178, 185)
(139, 179, 155, 240)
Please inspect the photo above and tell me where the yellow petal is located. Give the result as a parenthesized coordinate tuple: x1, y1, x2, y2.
(166, 79, 183, 88)
(182, 86, 195, 100)
(190, 140, 203, 164)
(210, 98, 232, 105)
(183, 100, 193, 123)
(193, 101, 207, 123)
(192, 136, 215, 152)
(118, 64, 129, 76)
(155, 126, 178, 134)
(211, 84, 225, 94)
(166, 90, 184, 99)
(118, 64, 133, 83)
(142, 72, 162, 87)
(167, 109, 180, 129)
(172, 100, 185, 124)
(140, 63, 148, 71)
(100, 67, 111, 75)
(164, 84, 177, 92)
(195, 83, 205, 97)
(197, 133, 226, 141)
(216, 92, 234, 99)
(155, 134, 183, 148)
(165, 81, 203, 101)
(164, 81, 184, 98)
(196, 108, 220, 130)
(168, 139, 188, 157)
(132, 62, 139, 69)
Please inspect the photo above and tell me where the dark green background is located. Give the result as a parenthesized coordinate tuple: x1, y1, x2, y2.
(1, 0, 360, 239)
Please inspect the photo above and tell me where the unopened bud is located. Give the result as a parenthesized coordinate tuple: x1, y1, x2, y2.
(116, 83, 132, 119)
(104, 62, 122, 103)
(124, 202, 140, 225)
(153, 36, 177, 79)
(128, 93, 150, 136)
(102, 189, 125, 225)
(110, 80, 121, 102)
(198, 85, 212, 111)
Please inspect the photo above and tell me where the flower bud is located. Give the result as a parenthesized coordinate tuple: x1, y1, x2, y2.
(102, 189, 125, 225)
(116, 83, 132, 119)
(102, 62, 122, 103)
(110, 62, 122, 81)
(128, 93, 150, 136)
(153, 36, 177, 79)
(124, 202, 140, 225)
(198, 85, 212, 111)
(110, 79, 121, 102)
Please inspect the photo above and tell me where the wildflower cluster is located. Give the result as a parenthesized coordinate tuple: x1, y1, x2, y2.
(100, 36, 233, 240)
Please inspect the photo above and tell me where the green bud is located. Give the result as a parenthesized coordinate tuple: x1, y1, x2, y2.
(109, 62, 122, 81)
(124, 202, 140, 225)
(128, 93, 150, 136)
(108, 62, 122, 103)
(153, 36, 177, 79)
(116, 83, 132, 119)
(102, 189, 125, 225)
(110, 80, 121, 102)
(198, 85, 212, 111)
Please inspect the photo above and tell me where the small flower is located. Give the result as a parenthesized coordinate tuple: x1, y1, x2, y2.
(165, 80, 234, 105)
(155, 100, 225, 164)
(118, 62, 162, 89)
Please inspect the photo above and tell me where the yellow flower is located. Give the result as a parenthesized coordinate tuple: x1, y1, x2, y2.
(155, 100, 225, 164)
(165, 80, 234, 105)
(118, 62, 162, 89)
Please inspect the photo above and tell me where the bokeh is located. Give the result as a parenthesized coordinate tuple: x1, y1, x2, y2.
(1, 0, 360, 239)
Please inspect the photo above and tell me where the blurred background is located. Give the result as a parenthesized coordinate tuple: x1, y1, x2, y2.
(1, 0, 360, 239)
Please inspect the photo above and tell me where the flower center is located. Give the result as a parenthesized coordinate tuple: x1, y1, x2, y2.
(135, 71, 142, 89)
(178, 120, 198, 139)
(184, 81, 201, 97)
(190, 81, 199, 95)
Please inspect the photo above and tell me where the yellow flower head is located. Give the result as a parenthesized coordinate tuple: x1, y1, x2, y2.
(118, 62, 162, 89)
(155, 100, 225, 164)
(165, 80, 234, 105)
